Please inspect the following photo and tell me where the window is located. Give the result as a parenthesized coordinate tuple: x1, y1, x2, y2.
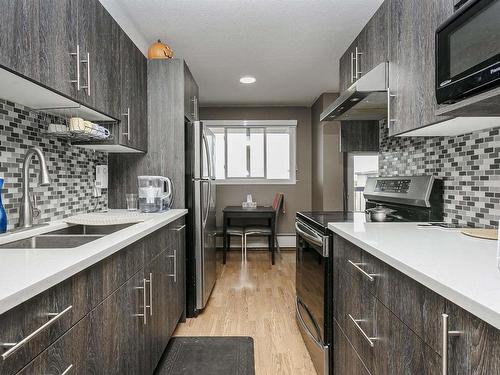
(205, 120, 297, 184)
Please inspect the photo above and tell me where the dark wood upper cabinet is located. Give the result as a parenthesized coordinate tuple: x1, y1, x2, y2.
(338, 1, 389, 93)
(340, 121, 379, 152)
(356, 0, 389, 77)
(338, 39, 358, 92)
(0, 1, 41, 82)
(387, 0, 454, 135)
(184, 63, 199, 122)
(88, 0, 122, 119)
(38, 0, 78, 99)
(118, 30, 148, 152)
(0, 0, 149, 153)
(0, 0, 78, 100)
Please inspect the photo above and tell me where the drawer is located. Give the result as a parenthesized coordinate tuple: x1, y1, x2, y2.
(333, 234, 445, 355)
(0, 237, 144, 375)
(333, 234, 362, 278)
(0, 276, 86, 375)
(143, 220, 181, 265)
(333, 319, 370, 375)
(16, 315, 89, 375)
(336, 268, 441, 374)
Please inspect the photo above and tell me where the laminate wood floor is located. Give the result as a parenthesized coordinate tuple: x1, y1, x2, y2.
(174, 251, 317, 375)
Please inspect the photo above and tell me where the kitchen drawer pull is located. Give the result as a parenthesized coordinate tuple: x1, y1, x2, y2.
(61, 364, 74, 375)
(348, 260, 376, 282)
(168, 250, 177, 283)
(1, 305, 73, 360)
(441, 314, 461, 375)
(80, 52, 91, 96)
(70, 45, 80, 90)
(172, 224, 186, 232)
(348, 314, 377, 347)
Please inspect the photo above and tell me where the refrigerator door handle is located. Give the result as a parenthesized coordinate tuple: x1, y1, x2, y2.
(202, 180, 211, 228)
(202, 131, 212, 179)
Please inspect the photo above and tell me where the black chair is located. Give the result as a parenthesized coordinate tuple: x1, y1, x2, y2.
(243, 193, 284, 260)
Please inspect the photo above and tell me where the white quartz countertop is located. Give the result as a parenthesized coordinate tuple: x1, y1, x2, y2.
(0, 209, 187, 315)
(328, 221, 500, 330)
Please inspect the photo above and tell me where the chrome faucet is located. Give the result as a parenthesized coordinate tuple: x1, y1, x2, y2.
(19, 147, 51, 228)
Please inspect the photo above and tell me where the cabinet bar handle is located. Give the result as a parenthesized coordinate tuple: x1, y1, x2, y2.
(191, 96, 198, 120)
(168, 250, 177, 283)
(146, 273, 153, 316)
(1, 305, 73, 360)
(61, 364, 73, 375)
(350, 52, 356, 83)
(387, 89, 396, 128)
(70, 45, 80, 90)
(442, 314, 461, 375)
(134, 279, 148, 325)
(80, 52, 91, 96)
(348, 260, 376, 282)
(122, 107, 131, 141)
(348, 314, 377, 347)
(355, 47, 363, 78)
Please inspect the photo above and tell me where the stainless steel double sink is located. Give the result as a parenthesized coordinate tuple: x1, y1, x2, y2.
(0, 223, 134, 249)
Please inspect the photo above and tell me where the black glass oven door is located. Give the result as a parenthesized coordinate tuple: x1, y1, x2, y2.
(296, 225, 326, 344)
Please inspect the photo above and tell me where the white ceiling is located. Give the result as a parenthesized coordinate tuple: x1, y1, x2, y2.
(100, 0, 384, 106)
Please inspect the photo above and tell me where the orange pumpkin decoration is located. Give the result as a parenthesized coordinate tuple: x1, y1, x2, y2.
(148, 39, 173, 59)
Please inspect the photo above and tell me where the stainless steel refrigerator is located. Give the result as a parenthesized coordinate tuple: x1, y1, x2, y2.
(185, 120, 217, 317)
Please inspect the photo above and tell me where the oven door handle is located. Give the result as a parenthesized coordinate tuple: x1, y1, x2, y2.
(295, 222, 324, 247)
(296, 298, 324, 349)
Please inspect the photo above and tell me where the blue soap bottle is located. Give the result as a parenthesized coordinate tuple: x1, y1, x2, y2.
(0, 178, 7, 233)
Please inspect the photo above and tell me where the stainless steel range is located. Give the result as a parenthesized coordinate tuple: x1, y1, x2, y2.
(364, 175, 444, 222)
(295, 175, 444, 375)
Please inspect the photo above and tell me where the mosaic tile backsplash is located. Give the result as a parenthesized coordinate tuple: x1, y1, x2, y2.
(379, 124, 500, 228)
(0, 99, 107, 230)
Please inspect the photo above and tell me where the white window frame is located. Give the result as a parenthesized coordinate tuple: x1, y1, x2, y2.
(205, 120, 297, 185)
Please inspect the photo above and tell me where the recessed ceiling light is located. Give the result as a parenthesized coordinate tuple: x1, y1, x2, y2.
(240, 76, 256, 84)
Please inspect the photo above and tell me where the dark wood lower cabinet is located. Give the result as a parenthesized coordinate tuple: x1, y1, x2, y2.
(445, 302, 500, 375)
(4, 217, 186, 375)
(86, 270, 149, 375)
(336, 268, 441, 375)
(147, 251, 173, 370)
(17, 315, 88, 375)
(334, 319, 371, 375)
(333, 233, 500, 375)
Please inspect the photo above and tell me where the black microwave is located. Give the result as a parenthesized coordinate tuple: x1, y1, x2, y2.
(435, 0, 500, 104)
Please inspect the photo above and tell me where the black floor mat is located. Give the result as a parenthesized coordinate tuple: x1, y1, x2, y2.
(156, 336, 255, 375)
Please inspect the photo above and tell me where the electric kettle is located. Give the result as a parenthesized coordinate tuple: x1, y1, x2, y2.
(137, 176, 174, 212)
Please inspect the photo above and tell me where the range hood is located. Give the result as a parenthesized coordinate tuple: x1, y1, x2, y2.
(321, 62, 389, 121)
